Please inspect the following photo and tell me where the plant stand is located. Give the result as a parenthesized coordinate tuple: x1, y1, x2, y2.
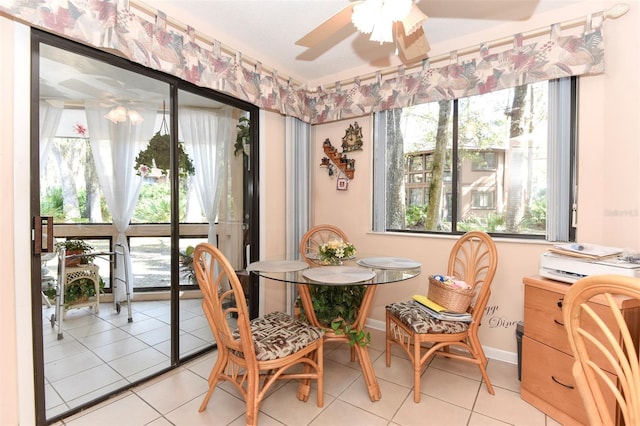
(61, 265, 100, 320)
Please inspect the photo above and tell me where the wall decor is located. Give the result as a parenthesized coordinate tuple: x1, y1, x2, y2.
(341, 121, 364, 152)
(337, 177, 349, 191)
(320, 138, 355, 180)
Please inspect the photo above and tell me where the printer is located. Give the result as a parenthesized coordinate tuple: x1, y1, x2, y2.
(539, 251, 640, 283)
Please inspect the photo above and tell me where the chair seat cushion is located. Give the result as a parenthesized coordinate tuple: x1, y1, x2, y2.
(234, 311, 324, 361)
(386, 300, 469, 334)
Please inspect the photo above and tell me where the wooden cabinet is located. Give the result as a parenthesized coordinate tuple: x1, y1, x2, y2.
(521, 276, 640, 425)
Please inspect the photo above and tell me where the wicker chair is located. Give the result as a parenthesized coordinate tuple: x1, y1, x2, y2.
(193, 243, 324, 426)
(299, 224, 349, 266)
(562, 274, 640, 426)
(385, 231, 498, 402)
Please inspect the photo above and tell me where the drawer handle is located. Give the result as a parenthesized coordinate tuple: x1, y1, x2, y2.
(557, 298, 564, 308)
(554, 319, 565, 326)
(551, 375, 574, 389)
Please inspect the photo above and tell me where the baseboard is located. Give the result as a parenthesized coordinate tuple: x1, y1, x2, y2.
(366, 318, 518, 365)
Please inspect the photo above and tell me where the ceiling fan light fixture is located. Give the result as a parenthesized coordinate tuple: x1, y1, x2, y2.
(352, 0, 380, 34)
(104, 105, 143, 124)
(370, 18, 394, 44)
(104, 105, 127, 123)
(401, 3, 428, 36)
(127, 109, 144, 124)
(352, 0, 422, 44)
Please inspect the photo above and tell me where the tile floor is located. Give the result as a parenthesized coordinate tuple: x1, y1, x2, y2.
(54, 326, 562, 426)
(43, 298, 213, 419)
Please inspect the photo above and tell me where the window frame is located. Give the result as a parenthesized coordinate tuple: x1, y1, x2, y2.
(373, 77, 577, 241)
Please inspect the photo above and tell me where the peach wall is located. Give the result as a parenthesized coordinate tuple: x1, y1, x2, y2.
(260, 111, 289, 314)
(0, 16, 19, 426)
(2, 16, 37, 426)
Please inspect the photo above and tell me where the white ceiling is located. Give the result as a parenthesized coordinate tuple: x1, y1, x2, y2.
(140, 0, 587, 86)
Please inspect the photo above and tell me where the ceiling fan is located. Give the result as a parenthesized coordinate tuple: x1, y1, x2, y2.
(295, 0, 431, 64)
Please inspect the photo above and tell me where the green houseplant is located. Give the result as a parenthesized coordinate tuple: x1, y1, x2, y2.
(59, 276, 105, 308)
(234, 116, 250, 157)
(134, 132, 195, 179)
(301, 284, 371, 347)
(55, 239, 95, 266)
(179, 245, 196, 283)
(51, 239, 105, 307)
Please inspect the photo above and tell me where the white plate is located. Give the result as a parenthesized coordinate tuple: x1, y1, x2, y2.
(246, 260, 309, 273)
(356, 257, 421, 270)
(303, 266, 376, 284)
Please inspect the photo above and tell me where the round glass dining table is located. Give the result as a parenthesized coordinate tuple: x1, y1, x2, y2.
(247, 255, 421, 401)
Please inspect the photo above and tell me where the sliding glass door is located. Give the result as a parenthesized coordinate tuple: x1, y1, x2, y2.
(32, 31, 257, 424)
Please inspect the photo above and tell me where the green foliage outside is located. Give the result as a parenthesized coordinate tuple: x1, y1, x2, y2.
(520, 195, 547, 232)
(405, 205, 428, 228)
(41, 188, 111, 223)
(41, 187, 65, 220)
(131, 181, 189, 223)
(43, 181, 189, 224)
(458, 212, 506, 233)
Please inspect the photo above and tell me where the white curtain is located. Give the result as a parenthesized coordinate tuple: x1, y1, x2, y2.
(179, 106, 233, 244)
(39, 99, 63, 170)
(84, 101, 157, 300)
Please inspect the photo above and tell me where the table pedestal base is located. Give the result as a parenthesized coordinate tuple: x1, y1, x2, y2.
(298, 283, 381, 402)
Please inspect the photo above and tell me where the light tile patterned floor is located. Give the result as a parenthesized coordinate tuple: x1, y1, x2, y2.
(43, 299, 213, 418)
(55, 327, 563, 426)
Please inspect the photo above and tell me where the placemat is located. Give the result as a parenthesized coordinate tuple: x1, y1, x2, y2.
(302, 266, 375, 284)
(356, 257, 421, 270)
(246, 260, 309, 273)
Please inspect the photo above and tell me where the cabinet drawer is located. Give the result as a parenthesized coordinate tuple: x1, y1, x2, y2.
(524, 283, 634, 369)
(521, 336, 616, 425)
(524, 285, 571, 353)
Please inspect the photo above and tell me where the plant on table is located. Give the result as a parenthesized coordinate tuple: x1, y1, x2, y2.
(317, 239, 356, 265)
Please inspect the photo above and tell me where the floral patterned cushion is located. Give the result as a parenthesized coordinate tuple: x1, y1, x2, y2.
(386, 300, 469, 334)
(233, 311, 324, 361)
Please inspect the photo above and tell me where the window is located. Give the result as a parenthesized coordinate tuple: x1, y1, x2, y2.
(472, 152, 497, 171)
(471, 191, 495, 209)
(373, 78, 576, 240)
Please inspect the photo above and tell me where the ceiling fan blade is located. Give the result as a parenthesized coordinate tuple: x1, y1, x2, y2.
(398, 26, 430, 63)
(295, 2, 363, 48)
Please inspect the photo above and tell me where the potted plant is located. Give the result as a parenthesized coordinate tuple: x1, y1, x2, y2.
(61, 276, 105, 308)
(301, 284, 371, 347)
(179, 245, 196, 284)
(55, 239, 95, 267)
(134, 132, 195, 179)
(234, 116, 250, 157)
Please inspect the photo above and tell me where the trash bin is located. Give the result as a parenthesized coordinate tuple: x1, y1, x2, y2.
(516, 321, 524, 381)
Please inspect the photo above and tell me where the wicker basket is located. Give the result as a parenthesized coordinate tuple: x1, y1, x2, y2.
(428, 276, 473, 313)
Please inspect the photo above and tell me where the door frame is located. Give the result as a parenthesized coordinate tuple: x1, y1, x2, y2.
(30, 29, 260, 424)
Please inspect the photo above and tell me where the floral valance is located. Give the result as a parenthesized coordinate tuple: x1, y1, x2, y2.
(2, 0, 604, 125)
